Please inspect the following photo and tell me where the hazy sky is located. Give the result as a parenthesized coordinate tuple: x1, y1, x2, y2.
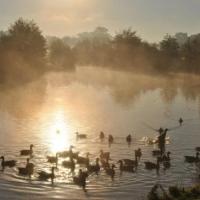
(0, 0, 199, 42)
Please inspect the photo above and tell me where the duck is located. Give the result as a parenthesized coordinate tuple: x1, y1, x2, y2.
(105, 164, 116, 179)
(38, 167, 55, 183)
(100, 150, 110, 160)
(100, 131, 105, 140)
(18, 158, 34, 177)
(20, 144, 34, 156)
(0, 156, 16, 168)
(126, 134, 132, 144)
(62, 157, 75, 172)
(47, 153, 58, 167)
(76, 153, 90, 166)
(185, 152, 200, 163)
(87, 158, 100, 174)
(144, 157, 160, 170)
(73, 169, 88, 192)
(122, 150, 138, 168)
(75, 132, 87, 139)
(118, 160, 135, 173)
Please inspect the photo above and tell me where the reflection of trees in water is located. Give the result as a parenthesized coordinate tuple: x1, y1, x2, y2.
(67, 67, 200, 107)
(0, 78, 47, 118)
(1, 67, 200, 118)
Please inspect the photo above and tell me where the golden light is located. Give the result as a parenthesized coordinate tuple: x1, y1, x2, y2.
(47, 109, 71, 154)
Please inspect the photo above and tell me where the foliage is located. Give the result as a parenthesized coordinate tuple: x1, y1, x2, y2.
(148, 184, 200, 200)
(0, 18, 47, 84)
(48, 38, 75, 69)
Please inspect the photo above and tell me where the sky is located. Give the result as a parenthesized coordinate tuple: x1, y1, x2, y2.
(0, 0, 200, 42)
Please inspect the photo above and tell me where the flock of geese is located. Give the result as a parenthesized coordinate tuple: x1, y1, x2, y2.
(1, 118, 200, 192)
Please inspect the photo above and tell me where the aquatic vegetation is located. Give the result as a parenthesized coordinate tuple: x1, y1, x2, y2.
(148, 184, 200, 200)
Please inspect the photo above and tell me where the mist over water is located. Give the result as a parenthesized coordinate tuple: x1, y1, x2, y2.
(0, 66, 200, 199)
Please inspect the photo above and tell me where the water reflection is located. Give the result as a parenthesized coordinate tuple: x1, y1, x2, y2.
(45, 109, 71, 154)
(0, 67, 200, 199)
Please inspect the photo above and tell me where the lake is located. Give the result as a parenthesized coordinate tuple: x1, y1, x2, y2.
(0, 66, 200, 200)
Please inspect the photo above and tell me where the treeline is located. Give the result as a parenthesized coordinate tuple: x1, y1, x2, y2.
(1, 18, 200, 85)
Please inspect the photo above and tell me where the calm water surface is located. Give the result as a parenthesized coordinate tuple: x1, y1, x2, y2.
(0, 67, 200, 200)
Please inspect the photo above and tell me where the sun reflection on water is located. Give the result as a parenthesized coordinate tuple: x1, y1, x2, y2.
(47, 109, 72, 154)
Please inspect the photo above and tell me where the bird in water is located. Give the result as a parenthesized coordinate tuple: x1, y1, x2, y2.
(179, 118, 183, 126)
(196, 147, 200, 152)
(47, 153, 58, 168)
(136, 148, 142, 160)
(38, 167, 55, 184)
(126, 134, 132, 145)
(144, 157, 160, 171)
(108, 134, 114, 145)
(75, 132, 87, 139)
(122, 150, 138, 168)
(18, 158, 34, 177)
(105, 164, 116, 180)
(58, 145, 77, 158)
(0, 156, 16, 169)
(100, 150, 110, 161)
(76, 152, 90, 166)
(118, 160, 135, 173)
(99, 131, 105, 141)
(86, 158, 100, 175)
(73, 169, 88, 192)
(20, 144, 34, 156)
(62, 157, 75, 172)
(185, 152, 200, 163)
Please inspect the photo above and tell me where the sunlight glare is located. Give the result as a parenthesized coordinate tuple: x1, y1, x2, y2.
(48, 110, 71, 154)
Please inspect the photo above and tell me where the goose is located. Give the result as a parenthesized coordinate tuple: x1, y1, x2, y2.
(126, 134, 132, 144)
(105, 164, 116, 179)
(0, 156, 16, 168)
(163, 160, 171, 169)
(47, 153, 58, 167)
(100, 157, 110, 169)
(18, 158, 34, 177)
(179, 118, 183, 126)
(195, 147, 200, 152)
(87, 158, 100, 174)
(122, 150, 138, 167)
(58, 146, 78, 159)
(38, 167, 55, 183)
(160, 152, 171, 162)
(100, 150, 110, 160)
(118, 160, 135, 173)
(76, 153, 90, 166)
(136, 148, 142, 160)
(100, 131, 105, 140)
(73, 169, 88, 192)
(185, 152, 200, 163)
(108, 134, 114, 144)
(62, 158, 75, 172)
(75, 132, 87, 139)
(57, 145, 75, 158)
(20, 144, 34, 156)
(144, 157, 160, 170)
